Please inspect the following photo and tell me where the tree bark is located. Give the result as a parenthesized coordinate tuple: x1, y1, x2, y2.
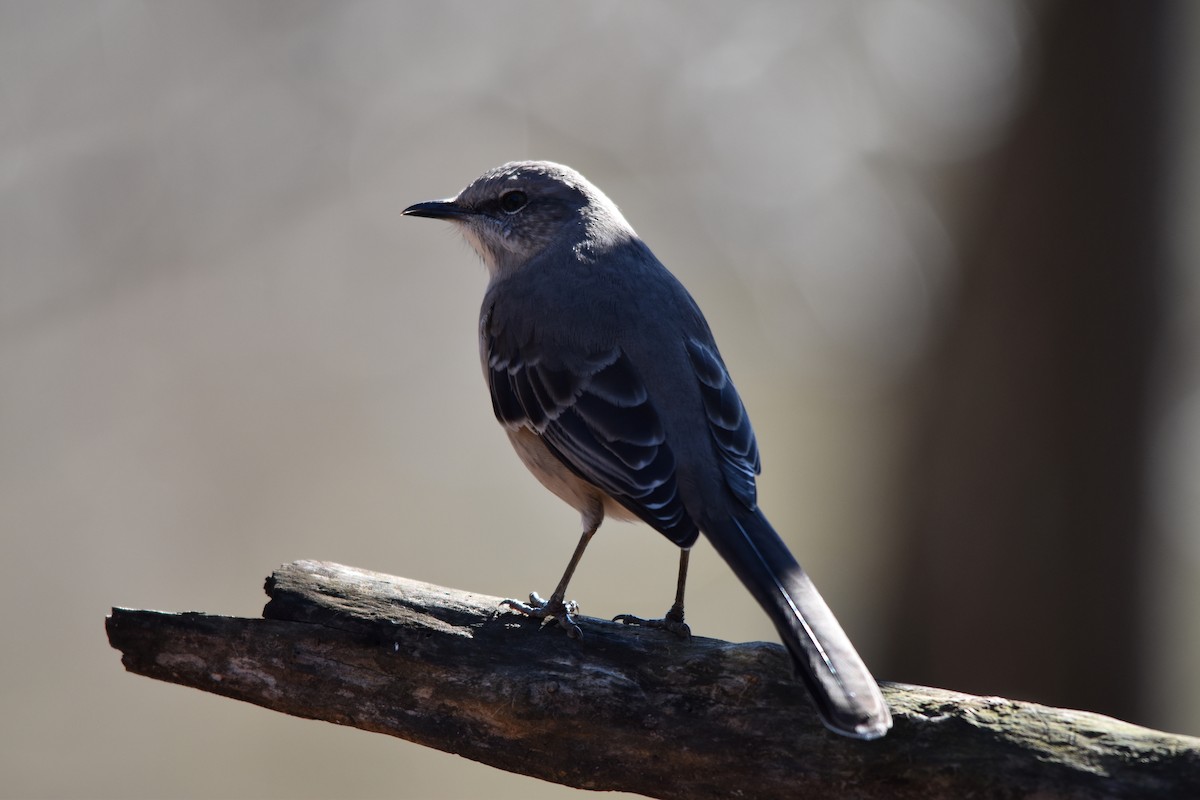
(106, 560, 1200, 799)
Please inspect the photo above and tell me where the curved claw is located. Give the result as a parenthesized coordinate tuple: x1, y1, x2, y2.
(501, 592, 583, 639)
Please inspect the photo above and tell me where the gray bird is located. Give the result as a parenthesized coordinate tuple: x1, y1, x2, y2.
(403, 161, 891, 740)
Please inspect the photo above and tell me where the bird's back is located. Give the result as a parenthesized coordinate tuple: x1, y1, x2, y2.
(480, 234, 755, 537)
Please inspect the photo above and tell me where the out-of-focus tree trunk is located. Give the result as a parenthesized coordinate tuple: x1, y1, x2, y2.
(887, 1, 1169, 726)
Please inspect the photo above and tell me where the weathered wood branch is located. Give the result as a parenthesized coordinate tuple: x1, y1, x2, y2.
(106, 560, 1200, 799)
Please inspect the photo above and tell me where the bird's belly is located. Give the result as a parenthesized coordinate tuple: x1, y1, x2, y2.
(504, 426, 637, 523)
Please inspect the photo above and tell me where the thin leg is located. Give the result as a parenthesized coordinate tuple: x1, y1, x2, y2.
(501, 512, 600, 639)
(613, 548, 692, 639)
(666, 547, 689, 623)
(547, 522, 596, 602)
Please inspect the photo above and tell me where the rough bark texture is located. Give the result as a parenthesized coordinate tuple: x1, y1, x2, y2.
(106, 561, 1200, 799)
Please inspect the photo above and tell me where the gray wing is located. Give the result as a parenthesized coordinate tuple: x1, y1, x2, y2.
(483, 305, 700, 546)
(685, 338, 761, 510)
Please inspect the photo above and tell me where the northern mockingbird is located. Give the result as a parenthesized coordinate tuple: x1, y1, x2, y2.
(403, 161, 891, 740)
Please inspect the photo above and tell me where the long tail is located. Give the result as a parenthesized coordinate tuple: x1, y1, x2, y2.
(703, 508, 891, 740)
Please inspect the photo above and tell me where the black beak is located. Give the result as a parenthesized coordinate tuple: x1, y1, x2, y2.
(402, 199, 469, 220)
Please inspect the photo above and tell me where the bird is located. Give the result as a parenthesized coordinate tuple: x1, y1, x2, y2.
(402, 160, 891, 740)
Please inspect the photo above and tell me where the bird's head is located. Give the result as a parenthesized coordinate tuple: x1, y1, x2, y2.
(403, 161, 635, 278)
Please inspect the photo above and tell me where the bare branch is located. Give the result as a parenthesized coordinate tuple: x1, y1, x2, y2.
(106, 560, 1200, 799)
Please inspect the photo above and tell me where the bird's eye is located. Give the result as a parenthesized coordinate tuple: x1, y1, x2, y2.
(498, 190, 528, 214)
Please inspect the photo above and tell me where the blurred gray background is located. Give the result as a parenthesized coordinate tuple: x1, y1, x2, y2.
(3, 1, 1198, 798)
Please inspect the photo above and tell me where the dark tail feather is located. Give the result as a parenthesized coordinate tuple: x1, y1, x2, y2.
(704, 508, 892, 739)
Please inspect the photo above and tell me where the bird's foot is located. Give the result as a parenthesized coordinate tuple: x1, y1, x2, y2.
(501, 592, 584, 639)
(613, 605, 691, 640)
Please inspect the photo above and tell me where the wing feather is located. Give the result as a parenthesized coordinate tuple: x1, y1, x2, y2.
(484, 315, 697, 546)
(686, 338, 761, 509)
